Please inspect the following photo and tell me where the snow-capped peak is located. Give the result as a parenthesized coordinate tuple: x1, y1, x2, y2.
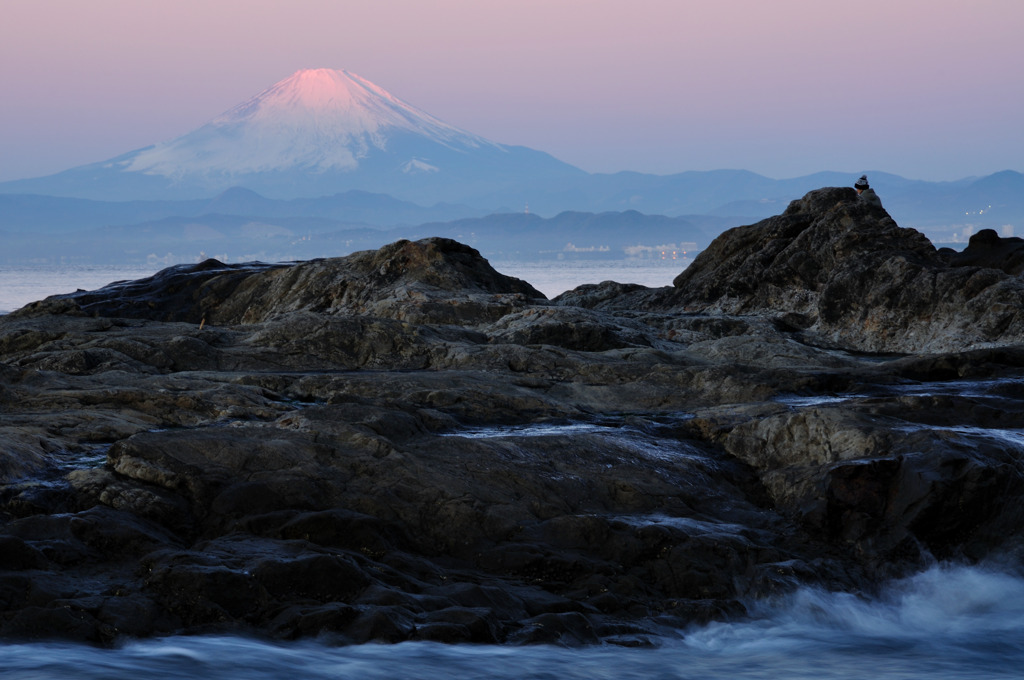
(125, 69, 500, 177)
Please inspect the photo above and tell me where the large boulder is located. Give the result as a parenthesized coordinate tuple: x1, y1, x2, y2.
(15, 238, 545, 327)
(940, 228, 1024, 275)
(701, 400, 1024, 569)
(667, 187, 1024, 353)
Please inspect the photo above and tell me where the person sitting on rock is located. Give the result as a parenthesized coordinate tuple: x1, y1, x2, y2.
(854, 175, 883, 208)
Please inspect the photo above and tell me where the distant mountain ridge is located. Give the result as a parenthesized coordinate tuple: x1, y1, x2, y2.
(1, 200, 725, 265)
(4, 169, 1024, 266)
(4, 168, 1021, 233)
(0, 188, 483, 233)
(1, 68, 1022, 261)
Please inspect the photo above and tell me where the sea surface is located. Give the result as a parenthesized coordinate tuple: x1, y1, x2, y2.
(3, 261, 1024, 677)
(0, 264, 165, 315)
(1, 564, 1023, 679)
(0, 260, 686, 314)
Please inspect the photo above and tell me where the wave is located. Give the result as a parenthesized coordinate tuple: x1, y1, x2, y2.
(2, 563, 1023, 679)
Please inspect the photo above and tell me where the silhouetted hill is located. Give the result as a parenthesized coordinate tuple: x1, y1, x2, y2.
(0, 190, 483, 234)
(2, 207, 724, 265)
(4, 171, 1024, 264)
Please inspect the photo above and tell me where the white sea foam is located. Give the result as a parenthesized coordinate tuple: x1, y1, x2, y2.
(440, 422, 614, 439)
(1, 564, 1021, 679)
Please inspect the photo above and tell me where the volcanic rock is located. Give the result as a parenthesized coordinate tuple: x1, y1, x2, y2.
(940, 228, 1024, 275)
(16, 237, 543, 327)
(666, 187, 1024, 353)
(3, 197, 1024, 646)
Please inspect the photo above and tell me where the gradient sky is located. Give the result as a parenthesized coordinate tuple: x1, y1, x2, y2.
(2, 0, 1022, 183)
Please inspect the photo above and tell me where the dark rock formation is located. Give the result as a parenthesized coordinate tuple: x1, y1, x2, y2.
(3, 201, 1024, 646)
(16, 238, 544, 326)
(940, 228, 1024, 275)
(665, 187, 1024, 353)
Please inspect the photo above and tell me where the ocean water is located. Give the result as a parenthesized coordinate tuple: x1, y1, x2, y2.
(0, 264, 164, 315)
(492, 259, 685, 298)
(0, 260, 685, 314)
(2, 564, 1023, 679)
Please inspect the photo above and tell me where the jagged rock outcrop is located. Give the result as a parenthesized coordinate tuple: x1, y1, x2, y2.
(666, 187, 1024, 353)
(3, 201, 1024, 646)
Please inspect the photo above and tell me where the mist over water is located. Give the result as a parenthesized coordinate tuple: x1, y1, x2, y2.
(2, 564, 1022, 679)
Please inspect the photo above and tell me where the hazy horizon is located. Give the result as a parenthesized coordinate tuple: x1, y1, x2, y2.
(2, 0, 1022, 184)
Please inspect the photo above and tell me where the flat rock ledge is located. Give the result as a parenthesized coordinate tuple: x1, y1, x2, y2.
(2, 203, 1024, 646)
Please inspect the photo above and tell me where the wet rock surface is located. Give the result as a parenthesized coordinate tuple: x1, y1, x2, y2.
(3, 208, 1024, 646)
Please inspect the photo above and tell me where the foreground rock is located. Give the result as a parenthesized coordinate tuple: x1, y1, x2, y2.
(2, 207, 1024, 646)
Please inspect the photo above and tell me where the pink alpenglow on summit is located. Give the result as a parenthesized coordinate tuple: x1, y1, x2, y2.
(125, 69, 500, 177)
(6, 68, 579, 202)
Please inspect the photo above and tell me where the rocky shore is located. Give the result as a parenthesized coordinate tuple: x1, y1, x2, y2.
(2, 187, 1024, 646)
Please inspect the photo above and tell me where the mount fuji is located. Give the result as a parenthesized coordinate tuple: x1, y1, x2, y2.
(1, 69, 584, 205)
(6, 69, 1022, 236)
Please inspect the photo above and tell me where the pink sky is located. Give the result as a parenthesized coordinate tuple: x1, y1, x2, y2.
(1, 0, 1022, 183)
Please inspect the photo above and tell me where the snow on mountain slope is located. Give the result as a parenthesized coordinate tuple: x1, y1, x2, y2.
(125, 69, 503, 177)
(0, 68, 585, 203)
